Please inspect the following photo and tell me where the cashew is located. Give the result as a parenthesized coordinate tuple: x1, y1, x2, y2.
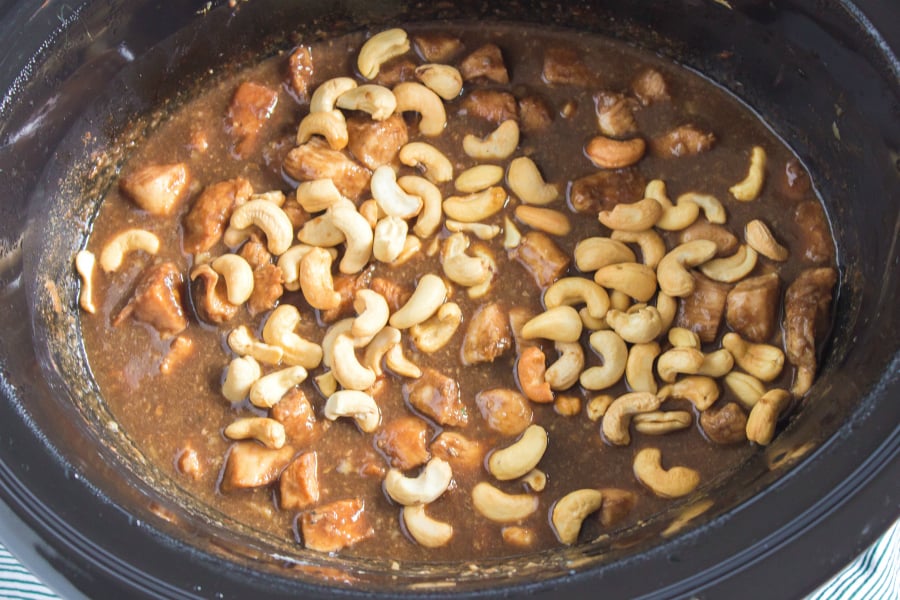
(222, 356, 262, 403)
(515, 205, 572, 236)
(471, 482, 538, 523)
(522, 306, 583, 343)
(393, 81, 446, 136)
(336, 84, 397, 120)
(384, 458, 452, 505)
(227, 325, 284, 365)
(724, 371, 767, 409)
(296, 213, 345, 247)
(230, 200, 293, 256)
(580, 330, 628, 391)
(461, 121, 518, 162)
(551, 489, 605, 545)
(659, 376, 719, 410)
(445, 220, 501, 240)
(610, 289, 631, 311)
(633, 448, 700, 498)
(372, 216, 409, 263)
(296, 110, 348, 150)
(657, 347, 705, 383)
(543, 278, 609, 322)
(610, 229, 666, 269)
(209, 254, 254, 305)
(745, 219, 789, 262)
(298, 247, 341, 310)
(503, 216, 522, 249)
(295, 178, 343, 212)
(586, 394, 615, 421)
(606, 305, 663, 344)
(507, 156, 559, 206)
(392, 235, 423, 266)
(278, 244, 338, 291)
(398, 175, 443, 238)
(402, 504, 454, 548)
(467, 244, 497, 299)
(668, 327, 701, 349)
(414, 63, 463, 100)
(554, 394, 582, 416)
(697, 348, 735, 377)
(602, 391, 660, 445)
(455, 164, 504, 193)
(488, 425, 548, 481)
(501, 526, 535, 548)
(593, 262, 658, 302)
(442, 186, 507, 222)
(262, 304, 323, 369)
(545, 341, 585, 391)
(633, 411, 693, 435)
(516, 346, 553, 403)
(598, 197, 662, 232)
(522, 469, 547, 492)
(329, 200, 374, 274)
(678, 192, 727, 224)
(645, 180, 700, 231)
(249, 366, 308, 408)
(625, 342, 661, 394)
(332, 333, 377, 391)
(398, 142, 453, 184)
(574, 237, 636, 272)
(358, 28, 410, 79)
(722, 332, 784, 381)
(357, 198, 386, 229)
(75, 250, 96, 313)
(410, 302, 462, 353)
(363, 326, 401, 376)
(310, 77, 357, 113)
(99, 229, 160, 272)
(385, 343, 422, 379)
(389, 274, 447, 329)
(746, 388, 792, 445)
(585, 135, 646, 169)
(729, 145, 767, 201)
(699, 244, 758, 283)
(224, 417, 286, 449)
(314, 370, 338, 398)
(371, 165, 423, 219)
(656, 292, 677, 332)
(350, 289, 390, 342)
(324, 389, 381, 432)
(656, 240, 718, 297)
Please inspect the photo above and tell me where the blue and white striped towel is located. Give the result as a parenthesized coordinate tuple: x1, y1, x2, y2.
(0, 520, 897, 599)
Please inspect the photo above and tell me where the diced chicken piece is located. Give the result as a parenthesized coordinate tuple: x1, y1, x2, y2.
(119, 163, 192, 216)
(321, 269, 375, 323)
(288, 46, 315, 103)
(113, 262, 188, 338)
(270, 388, 320, 447)
(190, 264, 239, 324)
(346, 114, 409, 170)
(598, 489, 637, 527)
(542, 46, 594, 87)
(792, 200, 834, 264)
(511, 231, 571, 289)
(631, 68, 670, 105)
(650, 124, 716, 158)
(568, 169, 645, 214)
(460, 90, 518, 124)
(460, 44, 509, 83)
(372, 57, 417, 87)
(518, 95, 553, 132)
(247, 263, 284, 316)
(679, 221, 739, 257)
(283, 139, 371, 200)
(778, 158, 812, 201)
(183, 177, 253, 254)
(299, 498, 374, 552)
(461, 302, 512, 365)
(281, 196, 311, 230)
(726, 273, 781, 343)
(594, 91, 638, 138)
(175, 445, 202, 480)
(227, 81, 279, 158)
(430, 431, 484, 473)
(374, 416, 431, 470)
(784, 267, 837, 395)
(403, 368, 467, 427)
(675, 273, 731, 343)
(220, 441, 295, 491)
(700, 402, 748, 445)
(370, 277, 412, 314)
(238, 237, 272, 270)
(475, 388, 533, 436)
(279, 452, 319, 510)
(160, 334, 194, 375)
(412, 32, 463, 63)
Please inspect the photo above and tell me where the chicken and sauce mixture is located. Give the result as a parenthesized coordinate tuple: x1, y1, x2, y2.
(75, 25, 837, 560)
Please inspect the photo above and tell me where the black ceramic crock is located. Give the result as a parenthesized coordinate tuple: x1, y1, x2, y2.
(0, 1, 896, 598)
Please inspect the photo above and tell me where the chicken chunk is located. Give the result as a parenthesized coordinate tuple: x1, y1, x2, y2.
(598, 489, 637, 528)
(299, 498, 374, 552)
(175, 445, 203, 480)
(412, 32, 462, 63)
(542, 46, 594, 87)
(220, 442, 295, 491)
(792, 200, 834, 264)
(594, 91, 638, 138)
(370, 277, 412, 314)
(460, 89, 518, 124)
(159, 334, 194, 375)
(430, 431, 484, 473)
(247, 263, 284, 316)
(568, 169, 645, 214)
(227, 81, 279, 158)
(270, 388, 319, 447)
(784, 267, 837, 395)
(631, 68, 670, 105)
(518, 95, 553, 132)
(372, 57, 417, 87)
(190, 264, 239, 324)
(279, 452, 319, 511)
(726, 273, 781, 343)
(403, 368, 467, 427)
(238, 237, 272, 270)
(283, 139, 371, 200)
(346, 114, 408, 170)
(675, 273, 731, 343)
(374, 416, 431, 470)
(113, 262, 188, 338)
(460, 44, 509, 83)
(183, 177, 253, 254)
(700, 402, 748, 445)
(461, 302, 512, 365)
(119, 163, 192, 216)
(288, 46, 314, 103)
(650, 124, 716, 158)
(777, 158, 812, 201)
(511, 231, 571, 288)
(475, 388, 533, 436)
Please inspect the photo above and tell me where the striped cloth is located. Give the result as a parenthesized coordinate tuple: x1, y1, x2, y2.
(0, 521, 897, 598)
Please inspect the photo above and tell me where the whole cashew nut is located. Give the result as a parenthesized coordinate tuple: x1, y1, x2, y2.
(227, 325, 284, 365)
(678, 192, 727, 224)
(696, 348, 735, 378)
(597, 197, 662, 232)
(384, 458, 452, 505)
(358, 28, 410, 80)
(579, 330, 628, 391)
(463, 120, 520, 161)
(410, 302, 462, 353)
(724, 371, 766, 409)
(699, 244, 758, 283)
(507, 156, 559, 206)
(373, 216, 409, 263)
(668, 327, 701, 349)
(324, 389, 381, 432)
(310, 77, 358, 113)
(516, 346, 553, 403)
(745, 219, 789, 262)
(522, 306, 583, 343)
(278, 244, 339, 291)
(336, 84, 397, 120)
(574, 237, 636, 272)
(210, 254, 254, 305)
(605, 305, 664, 344)
(645, 179, 700, 231)
(441, 232, 491, 287)
(488, 424, 548, 481)
(455, 164, 504, 193)
(402, 504, 454, 548)
(657, 347, 705, 383)
(222, 356, 262, 404)
(99, 229, 160, 272)
(722, 332, 784, 382)
(75, 250, 96, 313)
(633, 410, 692, 435)
(296, 213, 345, 247)
(249, 366, 308, 408)
(729, 145, 767, 201)
(544, 277, 610, 322)
(746, 388, 792, 445)
(398, 142, 453, 184)
(371, 166, 423, 219)
(224, 417, 286, 449)
(296, 110, 348, 150)
(262, 304, 324, 369)
(633, 447, 700, 498)
(414, 63, 463, 100)
(229, 200, 293, 256)
(363, 326, 401, 376)
(593, 262, 658, 302)
(389, 273, 447, 329)
(658, 375, 719, 410)
(471, 482, 539, 523)
(385, 343, 423, 379)
(656, 240, 718, 297)
(545, 341, 585, 391)
(398, 175, 443, 238)
(625, 341, 661, 394)
(445, 220, 501, 240)
(602, 391, 660, 445)
(392, 81, 446, 137)
(298, 247, 341, 310)
(585, 135, 646, 169)
(332, 333, 377, 391)
(442, 186, 507, 222)
(656, 292, 677, 332)
(514, 206, 572, 237)
(295, 178, 343, 212)
(329, 200, 374, 274)
(551, 489, 604, 545)
(611, 229, 666, 269)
